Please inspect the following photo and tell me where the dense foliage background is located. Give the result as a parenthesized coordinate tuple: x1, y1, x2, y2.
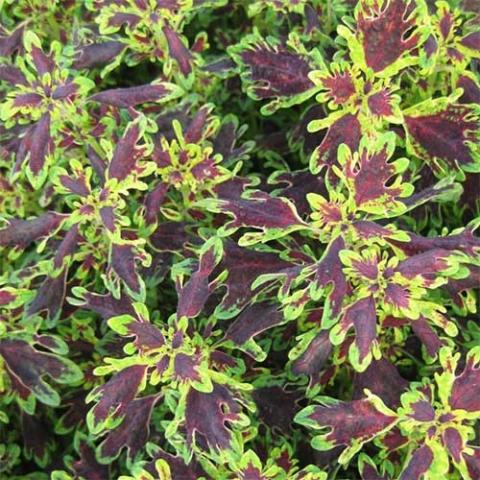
(0, 0, 479, 478)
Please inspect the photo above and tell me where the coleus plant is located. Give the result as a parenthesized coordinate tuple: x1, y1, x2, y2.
(0, 0, 479, 479)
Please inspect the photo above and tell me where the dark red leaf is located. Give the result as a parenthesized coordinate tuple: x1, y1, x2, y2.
(399, 444, 433, 480)
(185, 383, 241, 452)
(98, 395, 159, 460)
(88, 365, 147, 430)
(357, 0, 419, 72)
(0, 212, 63, 248)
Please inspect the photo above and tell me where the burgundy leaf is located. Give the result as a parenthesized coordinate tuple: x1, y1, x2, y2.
(353, 358, 408, 408)
(21, 412, 51, 465)
(108, 121, 145, 181)
(225, 302, 284, 347)
(218, 241, 294, 315)
(144, 449, 206, 479)
(340, 296, 377, 362)
(291, 330, 332, 381)
(27, 269, 68, 322)
(150, 221, 191, 252)
(73, 41, 126, 69)
(399, 444, 433, 480)
(391, 229, 480, 256)
(457, 75, 480, 104)
(88, 365, 147, 430)
(0, 212, 63, 248)
(443, 427, 463, 463)
(0, 25, 24, 57)
(300, 396, 397, 448)
(0, 65, 27, 85)
(98, 395, 158, 460)
(310, 114, 361, 176)
(163, 25, 193, 75)
(144, 182, 168, 225)
(185, 383, 242, 452)
(461, 32, 480, 50)
(357, 0, 419, 72)
(411, 316, 444, 357)
(252, 386, 300, 433)
(214, 190, 304, 230)
(405, 104, 478, 169)
(0, 339, 82, 406)
(409, 400, 435, 421)
(91, 83, 177, 108)
(271, 170, 327, 216)
(311, 236, 350, 317)
(449, 352, 480, 412)
(110, 243, 141, 294)
(394, 249, 450, 280)
(177, 245, 219, 318)
(53, 224, 80, 270)
(112, 316, 165, 352)
(346, 146, 403, 208)
(30, 45, 55, 76)
(71, 290, 135, 320)
(27, 113, 52, 176)
(234, 39, 315, 100)
(100, 206, 116, 232)
(72, 442, 109, 480)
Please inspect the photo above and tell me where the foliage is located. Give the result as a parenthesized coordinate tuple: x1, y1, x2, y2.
(0, 0, 479, 478)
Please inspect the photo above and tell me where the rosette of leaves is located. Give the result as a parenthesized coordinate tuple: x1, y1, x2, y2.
(87, 0, 226, 77)
(295, 346, 480, 480)
(0, 31, 95, 187)
(82, 294, 255, 468)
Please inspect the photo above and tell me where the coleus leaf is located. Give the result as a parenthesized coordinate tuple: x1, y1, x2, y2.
(289, 330, 332, 385)
(90, 82, 183, 108)
(107, 116, 151, 182)
(106, 241, 149, 300)
(0, 338, 82, 411)
(176, 238, 223, 319)
(73, 41, 126, 70)
(20, 112, 53, 187)
(399, 444, 434, 480)
(330, 295, 379, 371)
(358, 455, 391, 480)
(202, 190, 306, 245)
(26, 269, 68, 325)
(337, 132, 413, 214)
(404, 97, 480, 172)
(308, 236, 350, 318)
(184, 383, 246, 453)
(72, 441, 109, 480)
(68, 287, 135, 320)
(440, 345, 480, 413)
(458, 74, 480, 105)
(97, 395, 159, 463)
(143, 447, 207, 479)
(353, 358, 409, 409)
(228, 32, 321, 115)
(215, 240, 295, 318)
(224, 302, 286, 360)
(21, 411, 52, 467)
(268, 169, 327, 217)
(391, 228, 480, 256)
(86, 364, 148, 434)
(309, 114, 362, 178)
(338, 0, 427, 75)
(295, 390, 398, 464)
(252, 385, 300, 434)
(163, 25, 193, 76)
(0, 212, 64, 248)
(107, 311, 165, 354)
